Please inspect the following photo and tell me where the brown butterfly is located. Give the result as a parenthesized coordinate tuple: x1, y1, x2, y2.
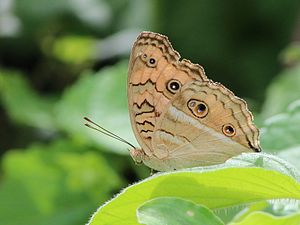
(127, 32, 260, 171)
(85, 31, 261, 172)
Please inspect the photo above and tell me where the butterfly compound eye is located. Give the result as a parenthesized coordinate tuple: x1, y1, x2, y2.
(187, 99, 209, 118)
(222, 124, 236, 137)
(167, 79, 182, 94)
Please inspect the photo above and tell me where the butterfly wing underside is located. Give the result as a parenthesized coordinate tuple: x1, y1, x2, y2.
(127, 32, 208, 156)
(147, 81, 261, 171)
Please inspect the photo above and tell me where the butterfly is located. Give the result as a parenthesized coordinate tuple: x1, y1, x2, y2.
(126, 32, 260, 171)
(85, 31, 261, 172)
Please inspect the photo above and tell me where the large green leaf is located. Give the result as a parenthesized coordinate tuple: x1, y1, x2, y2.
(55, 61, 137, 153)
(88, 156, 300, 225)
(191, 152, 300, 223)
(0, 140, 122, 225)
(137, 197, 224, 225)
(230, 211, 300, 225)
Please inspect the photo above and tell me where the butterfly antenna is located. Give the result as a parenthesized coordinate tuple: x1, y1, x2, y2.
(83, 117, 136, 149)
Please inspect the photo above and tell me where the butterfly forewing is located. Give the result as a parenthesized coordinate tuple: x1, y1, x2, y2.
(127, 32, 207, 156)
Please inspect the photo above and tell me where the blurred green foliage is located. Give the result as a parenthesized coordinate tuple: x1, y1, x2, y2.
(261, 99, 300, 152)
(0, 70, 56, 130)
(261, 65, 300, 118)
(158, 1, 300, 102)
(55, 61, 138, 152)
(1, 1, 300, 225)
(0, 140, 122, 225)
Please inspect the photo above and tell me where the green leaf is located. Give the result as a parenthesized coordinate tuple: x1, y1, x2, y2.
(137, 197, 224, 225)
(190, 152, 300, 223)
(261, 64, 300, 119)
(231, 199, 300, 223)
(0, 139, 123, 225)
(223, 152, 300, 182)
(0, 70, 56, 130)
(260, 99, 300, 152)
(88, 165, 300, 225)
(278, 145, 300, 172)
(229, 211, 300, 225)
(55, 61, 137, 153)
(230, 201, 269, 223)
(280, 43, 300, 66)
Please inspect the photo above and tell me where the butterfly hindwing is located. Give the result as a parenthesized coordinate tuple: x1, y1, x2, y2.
(147, 81, 260, 171)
